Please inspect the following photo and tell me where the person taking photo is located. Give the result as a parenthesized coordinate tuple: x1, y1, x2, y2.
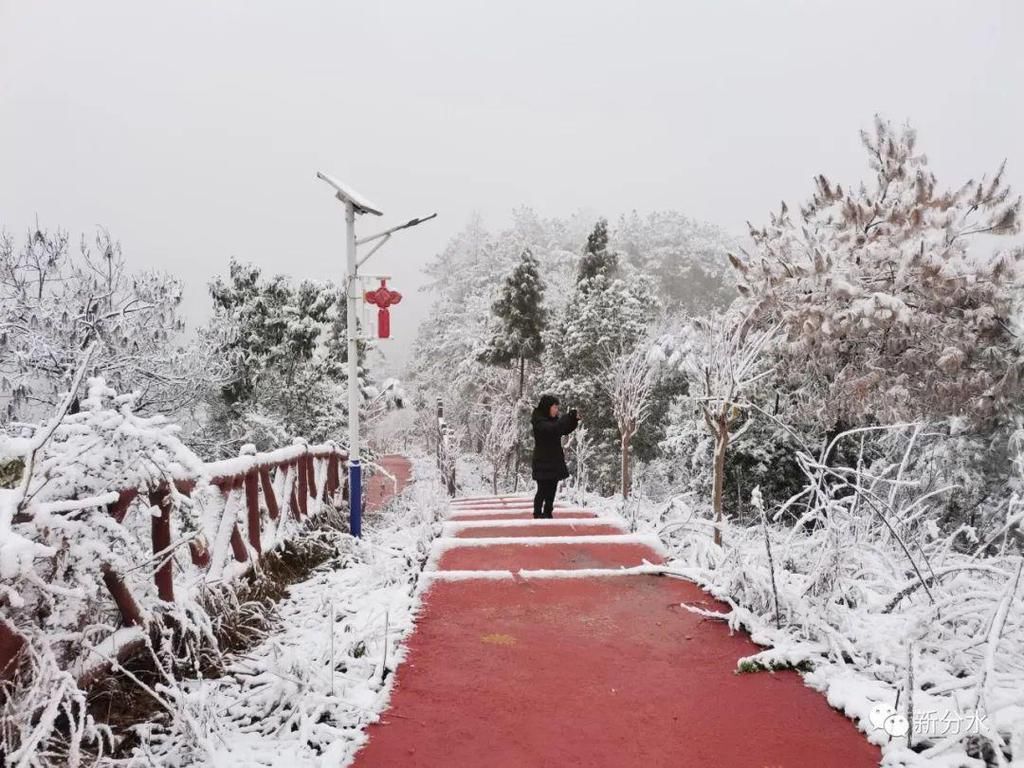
(530, 394, 580, 519)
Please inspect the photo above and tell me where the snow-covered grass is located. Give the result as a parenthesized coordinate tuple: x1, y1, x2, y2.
(452, 451, 497, 498)
(584, 429, 1024, 768)
(116, 456, 447, 767)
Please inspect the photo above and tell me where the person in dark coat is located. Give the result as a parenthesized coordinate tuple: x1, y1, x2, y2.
(531, 394, 580, 519)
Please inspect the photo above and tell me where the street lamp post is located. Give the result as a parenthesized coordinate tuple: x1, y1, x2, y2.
(316, 171, 435, 537)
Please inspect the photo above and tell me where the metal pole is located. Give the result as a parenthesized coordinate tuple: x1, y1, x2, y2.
(317, 169, 435, 536)
(345, 201, 362, 537)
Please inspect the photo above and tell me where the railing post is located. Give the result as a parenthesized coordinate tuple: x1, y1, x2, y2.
(446, 425, 456, 496)
(436, 399, 444, 469)
(238, 444, 262, 556)
(259, 465, 280, 520)
(305, 453, 318, 502)
(228, 477, 249, 563)
(244, 469, 261, 555)
(286, 460, 302, 520)
(326, 452, 339, 499)
(102, 565, 143, 627)
(148, 487, 175, 602)
(296, 455, 308, 517)
(436, 399, 456, 497)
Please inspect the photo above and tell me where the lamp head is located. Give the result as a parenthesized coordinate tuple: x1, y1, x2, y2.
(315, 171, 383, 216)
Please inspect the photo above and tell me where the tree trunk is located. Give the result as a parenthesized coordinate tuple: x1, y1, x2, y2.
(621, 432, 631, 499)
(518, 355, 525, 398)
(712, 417, 729, 546)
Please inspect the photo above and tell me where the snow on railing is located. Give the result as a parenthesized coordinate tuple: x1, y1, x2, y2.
(0, 438, 348, 687)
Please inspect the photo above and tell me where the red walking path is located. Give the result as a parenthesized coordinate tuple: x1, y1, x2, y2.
(351, 495, 880, 768)
(364, 454, 413, 513)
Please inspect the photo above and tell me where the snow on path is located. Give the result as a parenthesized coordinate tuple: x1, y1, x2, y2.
(349, 495, 882, 768)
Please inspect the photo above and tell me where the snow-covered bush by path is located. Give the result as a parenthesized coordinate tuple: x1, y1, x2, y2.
(0, 375, 348, 766)
(625, 424, 1024, 767)
(0, 371, 207, 765)
(19, 377, 206, 502)
(120, 458, 447, 767)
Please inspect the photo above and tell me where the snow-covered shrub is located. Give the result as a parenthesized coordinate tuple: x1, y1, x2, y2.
(0, 376, 219, 764)
(644, 424, 1024, 766)
(0, 375, 349, 766)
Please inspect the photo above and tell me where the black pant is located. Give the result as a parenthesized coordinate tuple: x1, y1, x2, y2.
(534, 479, 557, 518)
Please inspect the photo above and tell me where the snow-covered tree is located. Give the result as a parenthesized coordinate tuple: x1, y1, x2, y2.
(613, 210, 737, 313)
(414, 217, 506, 427)
(657, 311, 777, 544)
(732, 118, 1024, 429)
(0, 360, 211, 764)
(481, 397, 520, 493)
(577, 218, 616, 283)
(413, 210, 582, 448)
(202, 259, 357, 454)
(479, 249, 547, 396)
(0, 226, 225, 425)
(413, 207, 742, 483)
(543, 220, 663, 489)
(603, 342, 656, 498)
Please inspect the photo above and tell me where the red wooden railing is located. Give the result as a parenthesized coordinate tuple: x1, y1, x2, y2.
(0, 441, 348, 686)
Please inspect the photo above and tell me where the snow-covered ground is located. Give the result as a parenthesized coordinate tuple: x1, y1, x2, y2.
(123, 457, 447, 767)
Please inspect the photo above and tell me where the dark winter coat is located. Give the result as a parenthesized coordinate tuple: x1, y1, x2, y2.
(531, 401, 580, 481)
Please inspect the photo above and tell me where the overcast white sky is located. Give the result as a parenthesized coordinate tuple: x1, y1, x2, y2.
(2, 1, 1021, 372)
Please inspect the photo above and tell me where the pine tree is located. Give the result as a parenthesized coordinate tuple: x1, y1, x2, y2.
(733, 118, 1023, 429)
(479, 249, 547, 396)
(577, 218, 617, 283)
(544, 221, 665, 491)
(204, 259, 361, 454)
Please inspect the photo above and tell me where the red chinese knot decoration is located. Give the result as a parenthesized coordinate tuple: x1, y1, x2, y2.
(364, 279, 402, 338)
